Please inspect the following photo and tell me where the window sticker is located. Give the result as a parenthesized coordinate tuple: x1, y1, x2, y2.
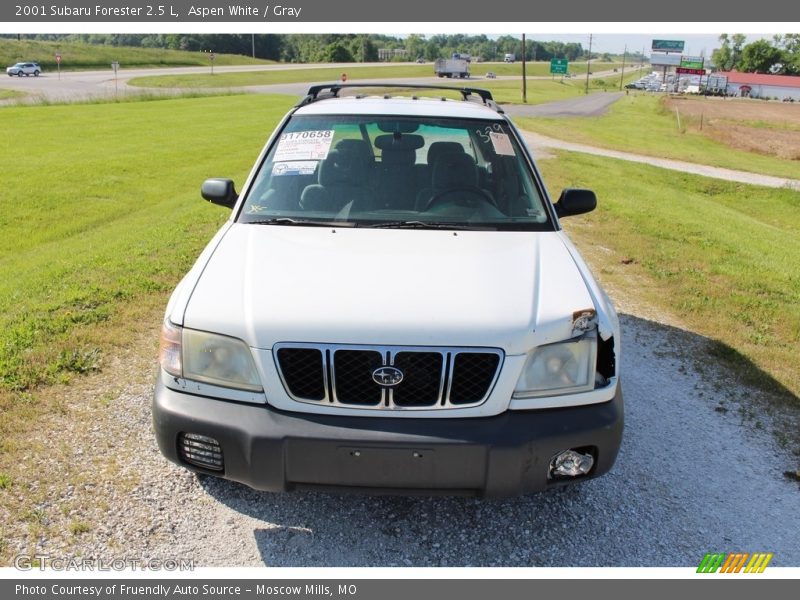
(273, 130, 335, 161)
(489, 132, 515, 156)
(272, 161, 318, 176)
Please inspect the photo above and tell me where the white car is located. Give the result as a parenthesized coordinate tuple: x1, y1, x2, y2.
(153, 84, 623, 498)
(6, 62, 41, 77)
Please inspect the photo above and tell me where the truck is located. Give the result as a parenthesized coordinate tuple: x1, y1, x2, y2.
(435, 58, 470, 78)
(503, 53, 515, 63)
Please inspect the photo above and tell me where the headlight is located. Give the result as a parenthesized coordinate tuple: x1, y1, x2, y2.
(158, 321, 263, 392)
(513, 333, 597, 398)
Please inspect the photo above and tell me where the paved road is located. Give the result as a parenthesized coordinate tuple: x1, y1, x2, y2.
(504, 92, 625, 118)
(522, 130, 800, 191)
(0, 63, 628, 104)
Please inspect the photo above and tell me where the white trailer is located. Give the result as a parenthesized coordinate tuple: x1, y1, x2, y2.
(435, 58, 470, 78)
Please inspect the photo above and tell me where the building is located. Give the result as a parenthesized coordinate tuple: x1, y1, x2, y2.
(717, 71, 800, 101)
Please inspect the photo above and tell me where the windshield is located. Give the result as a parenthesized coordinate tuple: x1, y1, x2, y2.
(239, 114, 552, 230)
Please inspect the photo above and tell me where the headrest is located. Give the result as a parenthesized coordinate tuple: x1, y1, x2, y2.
(427, 141, 467, 165)
(334, 139, 373, 162)
(318, 149, 371, 186)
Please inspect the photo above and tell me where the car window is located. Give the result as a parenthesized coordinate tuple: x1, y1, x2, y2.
(240, 114, 552, 230)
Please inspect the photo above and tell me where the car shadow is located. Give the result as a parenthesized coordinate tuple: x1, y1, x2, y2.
(198, 313, 799, 567)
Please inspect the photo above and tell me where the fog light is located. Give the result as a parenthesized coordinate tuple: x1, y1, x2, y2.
(179, 432, 223, 471)
(549, 449, 594, 478)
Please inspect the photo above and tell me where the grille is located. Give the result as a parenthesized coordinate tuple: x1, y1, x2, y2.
(178, 433, 223, 471)
(275, 344, 503, 410)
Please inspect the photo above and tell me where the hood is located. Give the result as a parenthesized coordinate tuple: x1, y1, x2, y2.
(181, 224, 594, 355)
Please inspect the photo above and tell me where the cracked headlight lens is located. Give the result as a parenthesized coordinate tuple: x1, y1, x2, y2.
(513, 334, 597, 398)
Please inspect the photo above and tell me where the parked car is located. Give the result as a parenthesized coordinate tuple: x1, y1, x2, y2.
(485, 71, 496, 78)
(153, 84, 623, 498)
(6, 62, 41, 77)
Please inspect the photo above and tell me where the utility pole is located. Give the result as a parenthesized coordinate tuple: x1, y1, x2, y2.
(252, 34, 255, 59)
(619, 44, 626, 90)
(521, 34, 527, 104)
(585, 33, 592, 95)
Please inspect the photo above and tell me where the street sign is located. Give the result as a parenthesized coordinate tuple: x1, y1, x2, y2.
(550, 58, 568, 74)
(676, 67, 705, 76)
(680, 56, 705, 69)
(111, 61, 119, 74)
(652, 40, 685, 52)
(209, 52, 216, 61)
(707, 74, 728, 89)
(54, 53, 61, 64)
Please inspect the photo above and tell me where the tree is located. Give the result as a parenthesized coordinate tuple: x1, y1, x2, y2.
(322, 41, 355, 63)
(739, 39, 784, 73)
(712, 33, 733, 70)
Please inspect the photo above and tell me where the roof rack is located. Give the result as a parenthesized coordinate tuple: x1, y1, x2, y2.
(296, 83, 504, 114)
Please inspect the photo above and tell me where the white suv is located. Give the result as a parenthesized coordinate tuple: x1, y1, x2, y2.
(6, 62, 41, 76)
(153, 84, 623, 497)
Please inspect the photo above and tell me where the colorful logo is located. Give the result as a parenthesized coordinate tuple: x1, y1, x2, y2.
(697, 553, 773, 573)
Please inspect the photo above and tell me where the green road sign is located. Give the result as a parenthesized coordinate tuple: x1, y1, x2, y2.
(550, 58, 568, 74)
(680, 56, 704, 69)
(652, 39, 685, 52)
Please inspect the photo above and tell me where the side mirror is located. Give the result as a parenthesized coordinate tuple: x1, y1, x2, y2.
(555, 188, 597, 218)
(201, 178, 238, 209)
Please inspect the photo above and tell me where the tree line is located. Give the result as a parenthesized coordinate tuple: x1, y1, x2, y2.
(4, 34, 605, 63)
(712, 34, 800, 75)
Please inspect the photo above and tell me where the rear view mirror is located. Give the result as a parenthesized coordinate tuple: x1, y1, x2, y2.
(201, 178, 238, 209)
(555, 188, 597, 218)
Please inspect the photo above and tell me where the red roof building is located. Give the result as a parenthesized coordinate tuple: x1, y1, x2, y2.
(715, 71, 800, 99)
(717, 71, 800, 88)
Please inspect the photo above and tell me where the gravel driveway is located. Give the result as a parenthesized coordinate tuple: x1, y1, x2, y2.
(5, 306, 797, 568)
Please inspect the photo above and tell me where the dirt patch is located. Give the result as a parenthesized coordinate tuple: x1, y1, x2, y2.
(704, 124, 800, 160)
(667, 96, 800, 125)
(666, 96, 800, 160)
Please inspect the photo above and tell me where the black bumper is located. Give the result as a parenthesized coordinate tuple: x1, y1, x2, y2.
(152, 378, 623, 498)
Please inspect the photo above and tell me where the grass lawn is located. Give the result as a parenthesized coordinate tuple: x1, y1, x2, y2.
(0, 89, 26, 100)
(0, 38, 274, 72)
(0, 94, 295, 424)
(515, 94, 800, 180)
(128, 63, 638, 105)
(539, 150, 800, 403)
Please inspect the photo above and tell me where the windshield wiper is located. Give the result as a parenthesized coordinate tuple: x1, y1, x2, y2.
(247, 217, 357, 228)
(365, 220, 496, 230)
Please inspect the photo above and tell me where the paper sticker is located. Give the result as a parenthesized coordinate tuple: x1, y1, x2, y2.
(272, 161, 318, 176)
(489, 132, 515, 156)
(273, 130, 335, 162)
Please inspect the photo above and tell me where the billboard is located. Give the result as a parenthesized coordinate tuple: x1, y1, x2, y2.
(707, 74, 728, 89)
(652, 39, 685, 52)
(681, 56, 705, 69)
(676, 67, 706, 76)
(650, 52, 682, 66)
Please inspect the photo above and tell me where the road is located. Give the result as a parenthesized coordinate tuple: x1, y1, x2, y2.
(0, 63, 629, 103)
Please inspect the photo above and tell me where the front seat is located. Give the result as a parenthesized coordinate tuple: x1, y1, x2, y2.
(300, 140, 373, 213)
(417, 151, 494, 212)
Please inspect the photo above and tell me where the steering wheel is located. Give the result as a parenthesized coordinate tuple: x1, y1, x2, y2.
(424, 186, 497, 211)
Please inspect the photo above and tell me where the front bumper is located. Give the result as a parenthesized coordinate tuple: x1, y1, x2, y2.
(153, 378, 623, 498)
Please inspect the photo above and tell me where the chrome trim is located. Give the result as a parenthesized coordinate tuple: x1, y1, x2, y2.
(273, 343, 504, 411)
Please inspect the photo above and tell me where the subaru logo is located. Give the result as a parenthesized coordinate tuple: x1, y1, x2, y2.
(372, 366, 404, 387)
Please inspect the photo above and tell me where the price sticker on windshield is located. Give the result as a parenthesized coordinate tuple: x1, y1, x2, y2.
(489, 132, 515, 156)
(274, 130, 335, 161)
